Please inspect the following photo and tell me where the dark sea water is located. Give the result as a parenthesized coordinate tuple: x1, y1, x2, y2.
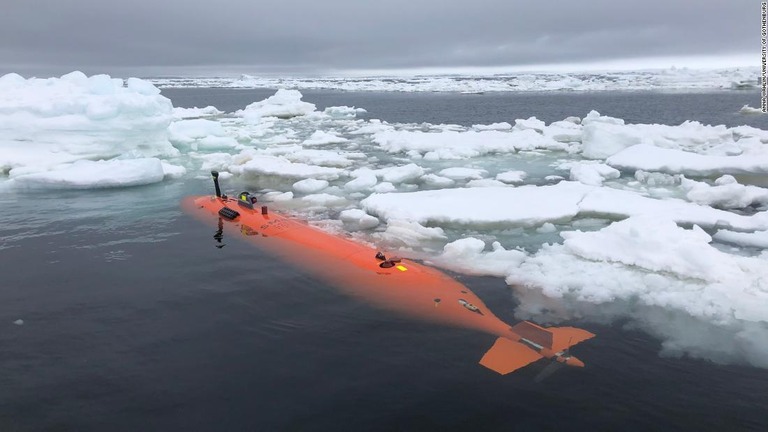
(1, 89, 768, 431)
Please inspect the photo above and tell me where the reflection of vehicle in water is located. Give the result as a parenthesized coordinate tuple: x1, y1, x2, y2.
(182, 172, 595, 377)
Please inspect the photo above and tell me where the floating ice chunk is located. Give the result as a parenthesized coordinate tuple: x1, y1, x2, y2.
(233, 155, 343, 180)
(293, 178, 329, 194)
(513, 116, 546, 133)
(344, 170, 378, 192)
(472, 122, 512, 131)
(161, 161, 186, 179)
(437, 167, 487, 180)
(363, 181, 768, 230)
(536, 222, 557, 233)
(379, 164, 425, 183)
(374, 129, 552, 159)
(302, 193, 347, 207)
(372, 182, 396, 193)
(0, 72, 175, 176)
(713, 229, 768, 248)
(263, 191, 294, 202)
(421, 174, 455, 188)
(681, 176, 768, 209)
(436, 238, 526, 277)
(544, 120, 583, 143)
(13, 319, 23, 326)
(607, 144, 768, 177)
(172, 106, 222, 119)
(739, 105, 765, 115)
(578, 186, 768, 230)
(569, 162, 620, 186)
(11, 158, 165, 189)
(238, 89, 316, 122)
(303, 130, 349, 146)
(581, 110, 625, 126)
(339, 209, 380, 230)
(362, 182, 592, 227)
(581, 122, 643, 159)
(168, 118, 238, 151)
(323, 106, 367, 119)
(634, 170, 681, 186)
(283, 149, 354, 167)
(466, 179, 507, 188)
(562, 216, 727, 281)
(378, 219, 447, 247)
(196, 152, 233, 172)
(495, 170, 527, 184)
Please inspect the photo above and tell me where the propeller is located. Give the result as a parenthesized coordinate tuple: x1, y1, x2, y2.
(534, 337, 573, 383)
(534, 360, 565, 383)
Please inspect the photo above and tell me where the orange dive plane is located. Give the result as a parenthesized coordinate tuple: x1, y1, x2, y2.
(182, 172, 594, 377)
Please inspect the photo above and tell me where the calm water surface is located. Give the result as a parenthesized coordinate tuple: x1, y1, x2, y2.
(1, 90, 767, 431)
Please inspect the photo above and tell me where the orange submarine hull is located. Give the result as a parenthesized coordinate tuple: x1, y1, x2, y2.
(183, 186, 594, 375)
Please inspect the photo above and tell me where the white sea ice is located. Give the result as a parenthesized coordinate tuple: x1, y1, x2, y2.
(435, 238, 526, 277)
(302, 193, 347, 207)
(230, 155, 344, 180)
(339, 208, 380, 230)
(362, 182, 592, 227)
(437, 167, 487, 180)
(739, 105, 765, 115)
(344, 169, 379, 192)
(472, 122, 512, 131)
(238, 89, 316, 122)
(363, 182, 768, 231)
(0, 71, 176, 178)
(323, 106, 367, 119)
(568, 162, 620, 186)
(378, 164, 425, 184)
(293, 178, 329, 194)
(681, 175, 768, 209)
(513, 117, 546, 133)
(713, 229, 768, 248)
(303, 130, 349, 146)
(607, 144, 768, 177)
(421, 174, 456, 188)
(172, 106, 222, 119)
(495, 170, 527, 184)
(375, 219, 447, 247)
(10, 158, 166, 189)
(466, 179, 507, 188)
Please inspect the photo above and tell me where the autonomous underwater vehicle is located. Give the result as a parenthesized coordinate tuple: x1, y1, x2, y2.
(182, 171, 594, 378)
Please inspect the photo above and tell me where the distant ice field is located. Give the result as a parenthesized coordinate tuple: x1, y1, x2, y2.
(3, 71, 768, 370)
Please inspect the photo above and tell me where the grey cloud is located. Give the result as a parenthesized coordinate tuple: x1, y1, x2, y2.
(0, 0, 757, 76)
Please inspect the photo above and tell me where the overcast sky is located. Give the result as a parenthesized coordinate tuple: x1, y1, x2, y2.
(0, 0, 758, 76)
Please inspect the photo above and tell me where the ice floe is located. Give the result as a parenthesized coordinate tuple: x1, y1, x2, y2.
(0, 72, 177, 182)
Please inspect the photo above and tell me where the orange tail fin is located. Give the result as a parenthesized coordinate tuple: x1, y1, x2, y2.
(479, 337, 543, 375)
